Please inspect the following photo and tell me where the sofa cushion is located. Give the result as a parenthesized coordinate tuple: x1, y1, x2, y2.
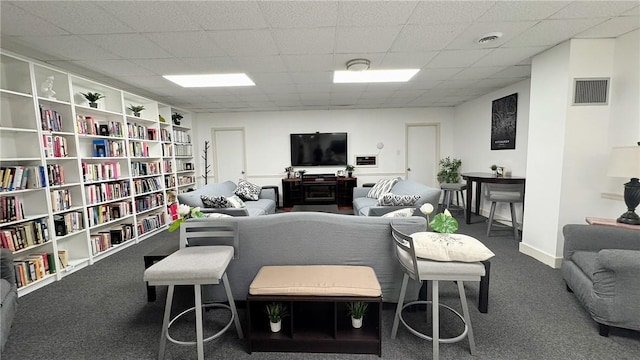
(201, 195, 232, 208)
(367, 178, 399, 199)
(571, 251, 598, 281)
(226, 195, 246, 208)
(382, 208, 415, 218)
(410, 232, 495, 262)
(235, 179, 261, 201)
(377, 193, 421, 206)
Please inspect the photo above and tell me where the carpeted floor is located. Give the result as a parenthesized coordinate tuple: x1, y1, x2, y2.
(2, 213, 639, 360)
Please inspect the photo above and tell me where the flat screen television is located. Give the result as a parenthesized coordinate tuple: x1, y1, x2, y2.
(290, 132, 347, 166)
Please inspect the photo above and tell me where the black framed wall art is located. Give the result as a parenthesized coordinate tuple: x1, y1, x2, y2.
(491, 93, 518, 150)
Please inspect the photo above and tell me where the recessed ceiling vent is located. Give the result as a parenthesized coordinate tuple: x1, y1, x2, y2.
(573, 78, 609, 105)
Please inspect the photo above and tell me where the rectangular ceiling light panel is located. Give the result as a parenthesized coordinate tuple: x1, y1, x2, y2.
(333, 69, 419, 83)
(163, 74, 255, 87)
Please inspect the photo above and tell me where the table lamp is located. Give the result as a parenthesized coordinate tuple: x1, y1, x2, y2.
(607, 145, 640, 225)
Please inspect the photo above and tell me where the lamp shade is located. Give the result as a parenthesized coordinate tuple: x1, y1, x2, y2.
(607, 146, 640, 179)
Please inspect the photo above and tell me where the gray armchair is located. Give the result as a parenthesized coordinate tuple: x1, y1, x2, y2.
(561, 224, 640, 336)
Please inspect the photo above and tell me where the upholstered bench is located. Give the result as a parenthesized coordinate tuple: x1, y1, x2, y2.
(246, 265, 382, 356)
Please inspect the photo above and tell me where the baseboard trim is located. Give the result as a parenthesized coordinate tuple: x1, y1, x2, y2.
(519, 242, 563, 269)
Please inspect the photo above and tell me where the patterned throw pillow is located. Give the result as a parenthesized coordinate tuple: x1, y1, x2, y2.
(226, 195, 246, 208)
(201, 195, 231, 208)
(377, 193, 421, 206)
(367, 178, 399, 199)
(234, 179, 262, 201)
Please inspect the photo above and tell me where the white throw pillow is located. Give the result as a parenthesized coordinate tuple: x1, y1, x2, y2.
(226, 195, 246, 208)
(382, 208, 415, 218)
(410, 232, 495, 262)
(206, 213, 233, 218)
(367, 178, 399, 199)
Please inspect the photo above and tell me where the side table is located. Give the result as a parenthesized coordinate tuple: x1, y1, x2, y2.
(262, 185, 280, 209)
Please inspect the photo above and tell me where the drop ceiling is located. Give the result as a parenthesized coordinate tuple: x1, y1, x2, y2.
(1, 1, 638, 113)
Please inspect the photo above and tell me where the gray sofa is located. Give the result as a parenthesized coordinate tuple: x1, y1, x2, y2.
(177, 180, 276, 216)
(187, 212, 427, 303)
(1, 248, 17, 352)
(352, 178, 442, 216)
(561, 224, 640, 336)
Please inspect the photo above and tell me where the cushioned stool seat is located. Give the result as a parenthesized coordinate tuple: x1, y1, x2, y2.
(144, 246, 243, 360)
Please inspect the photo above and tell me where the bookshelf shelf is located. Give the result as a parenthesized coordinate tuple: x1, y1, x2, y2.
(1, 50, 195, 296)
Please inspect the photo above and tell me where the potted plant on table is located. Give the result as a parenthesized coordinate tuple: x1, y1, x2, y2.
(490, 164, 498, 177)
(347, 301, 368, 329)
(265, 302, 289, 333)
(345, 164, 355, 178)
(437, 157, 462, 183)
(81, 92, 104, 108)
(128, 104, 145, 117)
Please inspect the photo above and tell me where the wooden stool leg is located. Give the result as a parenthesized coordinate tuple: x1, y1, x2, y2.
(159, 285, 174, 360)
(194, 284, 204, 360)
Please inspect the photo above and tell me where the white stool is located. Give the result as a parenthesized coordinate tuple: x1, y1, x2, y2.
(390, 224, 485, 360)
(144, 246, 244, 360)
(440, 182, 466, 213)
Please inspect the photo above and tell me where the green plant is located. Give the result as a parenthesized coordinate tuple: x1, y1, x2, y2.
(345, 164, 355, 172)
(81, 92, 104, 102)
(167, 205, 205, 232)
(437, 157, 462, 183)
(490, 164, 497, 171)
(429, 209, 459, 234)
(172, 112, 184, 121)
(128, 104, 145, 113)
(264, 302, 289, 323)
(347, 301, 368, 319)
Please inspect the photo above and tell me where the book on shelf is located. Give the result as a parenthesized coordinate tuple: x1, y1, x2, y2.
(58, 249, 68, 268)
(93, 139, 108, 157)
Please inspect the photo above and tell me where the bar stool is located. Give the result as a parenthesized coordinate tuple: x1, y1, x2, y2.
(440, 182, 466, 213)
(390, 224, 485, 360)
(143, 220, 243, 360)
(484, 183, 525, 240)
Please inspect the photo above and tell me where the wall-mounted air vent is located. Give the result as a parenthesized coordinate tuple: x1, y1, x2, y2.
(573, 78, 609, 105)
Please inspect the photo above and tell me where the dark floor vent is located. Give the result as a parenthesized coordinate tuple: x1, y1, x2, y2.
(573, 78, 609, 105)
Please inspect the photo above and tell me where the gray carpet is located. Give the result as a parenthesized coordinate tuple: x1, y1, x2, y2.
(2, 213, 639, 360)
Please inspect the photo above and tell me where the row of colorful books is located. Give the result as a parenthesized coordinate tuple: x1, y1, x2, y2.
(42, 134, 69, 158)
(127, 122, 158, 140)
(14, 252, 56, 288)
(92, 139, 125, 158)
(132, 177, 161, 195)
(134, 193, 164, 213)
(0, 166, 46, 192)
(50, 188, 72, 212)
(85, 181, 130, 205)
(86, 201, 131, 228)
(0, 218, 50, 251)
(0, 196, 25, 223)
(40, 106, 64, 132)
(137, 213, 166, 236)
(82, 161, 121, 182)
(131, 161, 160, 177)
(76, 115, 123, 137)
(47, 163, 66, 186)
(53, 211, 83, 237)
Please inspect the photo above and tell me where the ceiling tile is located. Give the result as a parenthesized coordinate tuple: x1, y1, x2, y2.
(97, 1, 200, 32)
(181, 57, 241, 73)
(408, 1, 495, 24)
(81, 33, 172, 59)
(74, 59, 155, 77)
(392, 23, 470, 51)
(10, 35, 120, 61)
(505, 18, 606, 47)
(290, 72, 333, 84)
(575, 16, 640, 38)
(550, 1, 639, 19)
(412, 68, 462, 81)
(445, 21, 538, 50)
(282, 54, 334, 72)
(233, 56, 288, 73)
(473, 46, 548, 66)
(433, 79, 479, 89)
(337, 1, 417, 26)
(260, 1, 339, 28)
(272, 27, 335, 55)
(209, 29, 279, 56)
(145, 31, 226, 58)
(382, 51, 438, 68)
(131, 58, 190, 75)
(477, 1, 570, 22)
(335, 26, 403, 53)
(427, 49, 493, 68)
(250, 72, 295, 86)
(452, 66, 506, 80)
(0, 3, 68, 36)
(181, 1, 268, 30)
(489, 65, 532, 79)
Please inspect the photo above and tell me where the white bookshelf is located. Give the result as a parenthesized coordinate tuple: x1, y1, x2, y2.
(0, 50, 193, 296)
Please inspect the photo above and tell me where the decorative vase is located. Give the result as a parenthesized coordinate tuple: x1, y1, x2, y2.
(89, 102, 98, 108)
(348, 172, 353, 178)
(270, 320, 281, 333)
(351, 316, 363, 329)
(134, 112, 140, 117)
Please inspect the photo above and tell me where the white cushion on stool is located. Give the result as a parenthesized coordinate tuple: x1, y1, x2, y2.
(144, 246, 234, 286)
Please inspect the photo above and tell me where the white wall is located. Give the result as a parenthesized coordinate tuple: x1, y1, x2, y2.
(194, 107, 454, 189)
(453, 79, 531, 224)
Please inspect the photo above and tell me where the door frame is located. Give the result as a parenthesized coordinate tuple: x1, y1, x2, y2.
(405, 123, 441, 186)
(211, 127, 247, 184)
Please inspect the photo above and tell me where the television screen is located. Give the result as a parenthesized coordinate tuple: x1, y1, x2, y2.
(290, 133, 347, 166)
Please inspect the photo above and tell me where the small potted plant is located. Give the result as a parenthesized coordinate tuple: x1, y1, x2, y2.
(81, 92, 104, 108)
(298, 169, 306, 178)
(437, 157, 462, 183)
(347, 301, 368, 329)
(128, 104, 145, 117)
(285, 166, 294, 179)
(172, 112, 183, 125)
(345, 164, 355, 177)
(265, 302, 289, 333)
(490, 164, 498, 177)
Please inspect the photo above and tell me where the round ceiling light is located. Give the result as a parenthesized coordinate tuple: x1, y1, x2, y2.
(477, 32, 503, 44)
(346, 58, 371, 71)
